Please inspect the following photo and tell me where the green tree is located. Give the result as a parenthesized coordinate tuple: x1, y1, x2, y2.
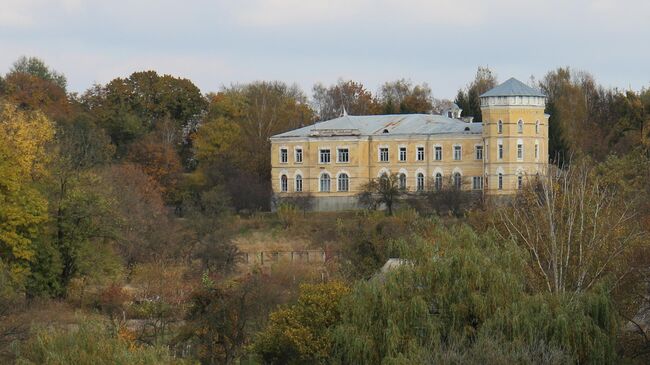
(10, 56, 67, 90)
(332, 226, 619, 364)
(254, 281, 350, 364)
(357, 173, 402, 215)
(454, 66, 497, 123)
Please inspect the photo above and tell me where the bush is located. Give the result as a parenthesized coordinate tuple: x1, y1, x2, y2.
(16, 320, 184, 365)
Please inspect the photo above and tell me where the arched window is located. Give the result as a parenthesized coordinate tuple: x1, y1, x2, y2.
(280, 175, 288, 192)
(498, 173, 503, 190)
(517, 174, 523, 190)
(416, 173, 425, 192)
(453, 172, 462, 189)
(295, 174, 303, 192)
(497, 120, 503, 134)
(337, 173, 349, 192)
(320, 173, 330, 192)
(399, 173, 407, 190)
(535, 120, 540, 134)
(435, 172, 442, 191)
(517, 120, 523, 133)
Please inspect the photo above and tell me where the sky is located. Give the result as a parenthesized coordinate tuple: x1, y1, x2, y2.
(1, 0, 649, 100)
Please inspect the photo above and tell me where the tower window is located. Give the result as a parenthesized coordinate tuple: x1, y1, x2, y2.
(535, 120, 540, 134)
(498, 173, 503, 190)
(517, 143, 523, 160)
(498, 143, 504, 160)
(517, 174, 523, 190)
(517, 120, 523, 134)
(497, 120, 503, 134)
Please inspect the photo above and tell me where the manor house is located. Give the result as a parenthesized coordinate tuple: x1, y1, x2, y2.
(270, 78, 549, 211)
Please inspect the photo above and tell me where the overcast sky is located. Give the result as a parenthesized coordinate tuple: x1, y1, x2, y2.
(1, 0, 649, 99)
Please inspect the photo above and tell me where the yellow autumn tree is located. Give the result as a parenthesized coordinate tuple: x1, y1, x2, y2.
(0, 102, 54, 283)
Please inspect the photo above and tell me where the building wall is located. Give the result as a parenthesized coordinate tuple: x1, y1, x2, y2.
(481, 99, 549, 195)
(270, 133, 485, 202)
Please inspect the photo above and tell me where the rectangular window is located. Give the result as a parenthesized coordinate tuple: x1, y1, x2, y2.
(517, 143, 523, 159)
(416, 146, 425, 161)
(472, 176, 483, 190)
(379, 147, 389, 162)
(337, 148, 349, 163)
(498, 143, 503, 160)
(475, 145, 483, 160)
(434, 146, 442, 161)
(295, 148, 303, 163)
(453, 145, 462, 161)
(399, 147, 407, 161)
(319, 149, 331, 164)
(280, 148, 288, 163)
(535, 144, 539, 159)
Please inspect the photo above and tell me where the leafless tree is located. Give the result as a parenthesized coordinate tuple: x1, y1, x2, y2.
(498, 161, 646, 295)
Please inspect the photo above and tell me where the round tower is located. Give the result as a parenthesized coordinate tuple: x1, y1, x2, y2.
(480, 78, 548, 195)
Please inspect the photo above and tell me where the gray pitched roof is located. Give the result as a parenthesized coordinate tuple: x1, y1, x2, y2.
(271, 114, 482, 139)
(480, 77, 545, 98)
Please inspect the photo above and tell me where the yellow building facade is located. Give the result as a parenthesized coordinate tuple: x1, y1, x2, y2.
(270, 78, 548, 210)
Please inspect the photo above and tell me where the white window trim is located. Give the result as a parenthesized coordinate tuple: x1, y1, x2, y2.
(336, 145, 350, 164)
(319, 171, 332, 192)
(377, 145, 390, 163)
(279, 145, 289, 164)
(535, 120, 540, 134)
(474, 144, 483, 160)
(517, 119, 524, 134)
(318, 147, 332, 164)
(377, 167, 391, 178)
(453, 144, 462, 161)
(516, 138, 524, 161)
(497, 120, 503, 134)
(294, 173, 303, 192)
(433, 144, 443, 161)
(293, 146, 304, 164)
(336, 170, 351, 192)
(398, 145, 407, 162)
(497, 138, 504, 160)
(415, 144, 425, 162)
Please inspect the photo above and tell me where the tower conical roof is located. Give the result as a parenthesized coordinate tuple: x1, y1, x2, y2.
(480, 77, 545, 97)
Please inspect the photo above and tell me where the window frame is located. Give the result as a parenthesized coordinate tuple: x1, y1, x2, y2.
(475, 145, 483, 160)
(416, 146, 425, 161)
(280, 148, 288, 164)
(416, 172, 425, 192)
(319, 148, 331, 164)
(319, 172, 331, 192)
(453, 145, 462, 161)
(337, 172, 349, 192)
(517, 119, 524, 134)
(295, 174, 303, 192)
(294, 147, 303, 163)
(497, 120, 503, 134)
(434, 145, 443, 161)
(337, 147, 349, 163)
(280, 174, 288, 192)
(379, 147, 389, 162)
(398, 146, 407, 162)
